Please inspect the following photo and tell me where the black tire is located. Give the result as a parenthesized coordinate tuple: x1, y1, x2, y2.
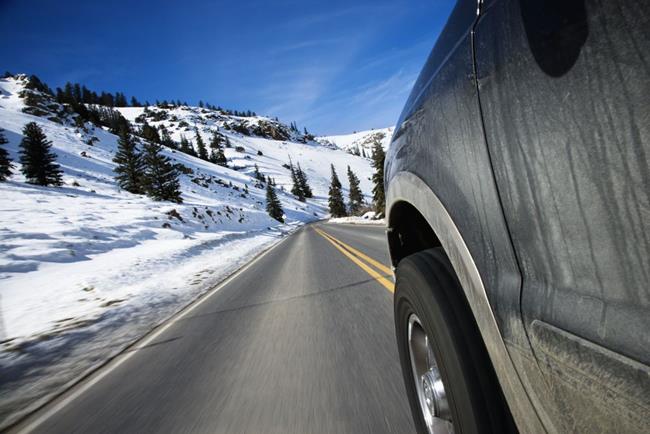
(394, 248, 515, 434)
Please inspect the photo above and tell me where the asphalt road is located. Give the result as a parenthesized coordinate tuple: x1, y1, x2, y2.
(19, 223, 414, 434)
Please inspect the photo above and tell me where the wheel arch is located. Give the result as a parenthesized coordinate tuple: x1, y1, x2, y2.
(387, 200, 441, 268)
(386, 171, 545, 433)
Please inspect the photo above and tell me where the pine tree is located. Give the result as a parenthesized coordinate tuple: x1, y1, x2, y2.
(0, 129, 13, 181)
(209, 131, 227, 166)
(289, 163, 305, 201)
(224, 137, 232, 148)
(63, 82, 74, 104)
(371, 139, 386, 215)
(160, 129, 177, 149)
(141, 142, 182, 203)
(253, 163, 264, 182)
(73, 83, 82, 103)
(195, 128, 208, 160)
(81, 86, 91, 104)
(113, 128, 144, 194)
(347, 165, 364, 215)
(295, 163, 312, 198)
(140, 123, 160, 143)
(19, 122, 63, 186)
(265, 183, 284, 222)
(179, 135, 197, 157)
(328, 164, 347, 217)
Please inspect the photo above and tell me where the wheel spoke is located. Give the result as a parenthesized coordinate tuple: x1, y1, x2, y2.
(407, 314, 454, 434)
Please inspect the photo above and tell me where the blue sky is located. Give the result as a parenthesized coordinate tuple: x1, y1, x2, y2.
(0, 0, 454, 135)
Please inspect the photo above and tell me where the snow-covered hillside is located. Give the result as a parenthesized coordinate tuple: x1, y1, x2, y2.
(317, 127, 394, 157)
(0, 75, 373, 426)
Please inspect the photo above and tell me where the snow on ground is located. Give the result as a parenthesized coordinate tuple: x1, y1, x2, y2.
(328, 211, 385, 226)
(0, 75, 374, 427)
(316, 127, 394, 157)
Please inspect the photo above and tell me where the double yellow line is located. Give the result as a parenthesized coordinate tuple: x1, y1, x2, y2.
(314, 227, 394, 293)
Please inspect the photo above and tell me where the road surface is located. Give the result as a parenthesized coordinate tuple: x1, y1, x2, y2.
(16, 223, 414, 434)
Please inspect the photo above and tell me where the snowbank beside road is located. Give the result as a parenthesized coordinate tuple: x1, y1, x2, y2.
(328, 212, 385, 226)
(0, 227, 293, 428)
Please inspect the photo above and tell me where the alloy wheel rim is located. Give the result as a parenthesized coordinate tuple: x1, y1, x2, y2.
(407, 313, 454, 434)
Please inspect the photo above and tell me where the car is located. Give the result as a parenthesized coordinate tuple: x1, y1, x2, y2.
(384, 0, 650, 432)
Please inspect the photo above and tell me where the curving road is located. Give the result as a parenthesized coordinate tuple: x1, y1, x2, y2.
(16, 223, 414, 434)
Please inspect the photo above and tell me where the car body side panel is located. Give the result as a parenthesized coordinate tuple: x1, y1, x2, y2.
(386, 173, 545, 432)
(474, 0, 650, 431)
(385, 3, 547, 431)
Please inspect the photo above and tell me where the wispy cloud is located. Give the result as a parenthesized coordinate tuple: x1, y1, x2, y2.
(283, 4, 397, 29)
(291, 68, 418, 134)
(269, 37, 345, 55)
(257, 35, 366, 124)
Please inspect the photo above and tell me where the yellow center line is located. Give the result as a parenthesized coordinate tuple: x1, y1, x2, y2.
(316, 227, 393, 276)
(314, 227, 394, 293)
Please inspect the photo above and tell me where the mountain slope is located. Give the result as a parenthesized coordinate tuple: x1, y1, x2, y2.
(317, 127, 394, 157)
(0, 74, 374, 427)
(0, 74, 374, 347)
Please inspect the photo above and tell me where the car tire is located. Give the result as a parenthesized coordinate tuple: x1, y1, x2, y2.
(394, 248, 515, 434)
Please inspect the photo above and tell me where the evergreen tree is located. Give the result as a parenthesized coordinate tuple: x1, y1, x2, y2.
(328, 164, 347, 217)
(265, 183, 284, 222)
(209, 148, 226, 166)
(195, 128, 208, 160)
(208, 131, 227, 166)
(81, 86, 92, 104)
(253, 163, 264, 182)
(101, 92, 115, 107)
(209, 130, 222, 148)
(371, 139, 386, 215)
(108, 112, 130, 135)
(19, 122, 63, 186)
(295, 163, 312, 198)
(115, 92, 128, 107)
(55, 87, 65, 104)
(0, 129, 14, 181)
(347, 165, 364, 215)
(224, 137, 232, 148)
(63, 82, 75, 104)
(73, 83, 82, 103)
(160, 129, 177, 149)
(140, 123, 160, 143)
(179, 135, 197, 157)
(289, 163, 304, 201)
(141, 142, 182, 203)
(113, 128, 144, 194)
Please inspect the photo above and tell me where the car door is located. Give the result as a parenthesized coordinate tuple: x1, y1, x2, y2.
(473, 0, 650, 432)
